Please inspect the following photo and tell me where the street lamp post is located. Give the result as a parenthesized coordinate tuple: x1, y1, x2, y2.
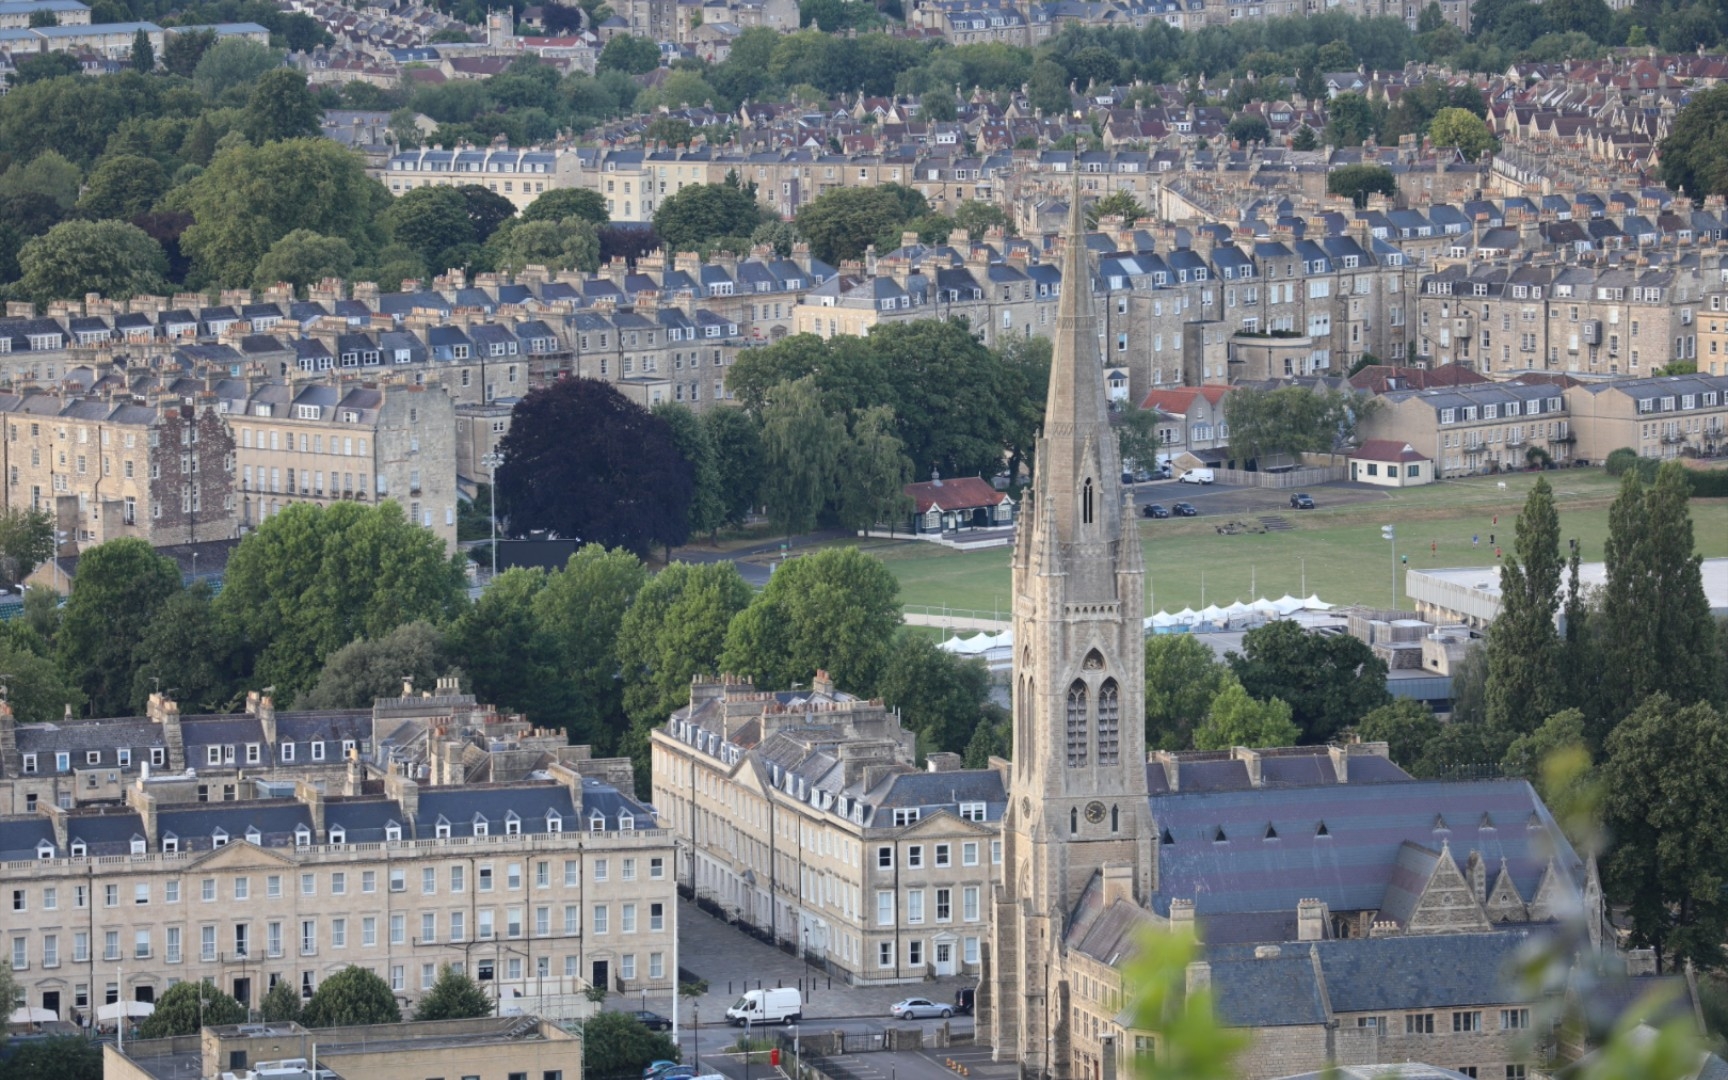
(480, 452, 501, 580)
(1381, 525, 1397, 608)
(1296, 555, 1306, 598)
(692, 1002, 700, 1073)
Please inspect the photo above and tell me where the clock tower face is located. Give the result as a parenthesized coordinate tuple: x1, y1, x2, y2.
(1084, 801, 1106, 824)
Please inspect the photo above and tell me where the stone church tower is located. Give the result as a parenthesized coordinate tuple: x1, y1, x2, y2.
(985, 191, 1156, 1078)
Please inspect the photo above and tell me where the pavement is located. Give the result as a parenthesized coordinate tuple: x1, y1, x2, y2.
(817, 1046, 1016, 1080)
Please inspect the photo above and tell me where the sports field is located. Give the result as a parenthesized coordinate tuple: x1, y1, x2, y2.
(857, 471, 1728, 617)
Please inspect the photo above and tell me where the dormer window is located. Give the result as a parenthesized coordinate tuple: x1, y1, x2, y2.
(163, 834, 178, 853)
(504, 812, 521, 836)
(435, 817, 452, 839)
(329, 826, 346, 846)
(294, 825, 311, 847)
(70, 841, 86, 858)
(473, 815, 489, 837)
(589, 813, 606, 834)
(385, 822, 402, 842)
(36, 840, 54, 860)
(212, 829, 229, 848)
(131, 836, 147, 855)
(245, 827, 262, 845)
(546, 811, 562, 833)
(620, 814, 635, 832)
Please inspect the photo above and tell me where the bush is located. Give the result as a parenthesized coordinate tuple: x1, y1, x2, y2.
(1603, 447, 1639, 476)
(1686, 467, 1728, 498)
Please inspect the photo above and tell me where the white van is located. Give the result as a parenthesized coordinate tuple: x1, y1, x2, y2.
(1180, 468, 1215, 485)
(726, 988, 803, 1026)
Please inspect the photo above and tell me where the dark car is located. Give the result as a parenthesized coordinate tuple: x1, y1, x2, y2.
(630, 1010, 674, 1032)
(1290, 493, 1316, 509)
(1172, 502, 1199, 517)
(1142, 503, 1170, 519)
(955, 987, 976, 1016)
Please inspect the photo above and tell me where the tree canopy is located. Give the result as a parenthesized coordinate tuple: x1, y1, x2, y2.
(137, 980, 246, 1038)
(721, 546, 901, 694)
(652, 174, 764, 254)
(302, 965, 403, 1028)
(1325, 163, 1397, 208)
(494, 378, 695, 556)
(413, 965, 494, 1021)
(1227, 619, 1391, 743)
(57, 538, 183, 717)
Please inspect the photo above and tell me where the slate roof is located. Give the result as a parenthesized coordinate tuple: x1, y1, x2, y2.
(1310, 931, 1529, 1012)
(1208, 950, 1331, 1027)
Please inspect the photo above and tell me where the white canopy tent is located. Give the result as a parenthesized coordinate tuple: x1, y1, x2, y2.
(96, 1000, 154, 1022)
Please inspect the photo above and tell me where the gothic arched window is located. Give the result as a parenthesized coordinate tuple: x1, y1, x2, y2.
(1082, 477, 1094, 525)
(1111, 804, 1119, 833)
(1096, 679, 1120, 765)
(1070, 806, 1079, 835)
(1065, 680, 1088, 767)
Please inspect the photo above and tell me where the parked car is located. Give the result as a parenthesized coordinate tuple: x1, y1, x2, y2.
(1133, 467, 1154, 482)
(630, 1011, 674, 1032)
(646, 1066, 694, 1080)
(1143, 504, 1170, 519)
(645, 1062, 680, 1079)
(891, 998, 953, 1020)
(954, 987, 976, 1016)
(1172, 502, 1199, 517)
(1155, 463, 1173, 479)
(1180, 468, 1215, 484)
(1121, 471, 1135, 485)
(1289, 493, 1316, 509)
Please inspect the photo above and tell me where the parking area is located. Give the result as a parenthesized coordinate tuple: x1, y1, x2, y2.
(1130, 478, 1385, 519)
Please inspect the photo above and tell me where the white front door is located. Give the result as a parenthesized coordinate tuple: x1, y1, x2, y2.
(934, 941, 955, 977)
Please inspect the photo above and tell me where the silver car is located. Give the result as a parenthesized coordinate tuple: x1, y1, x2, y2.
(890, 997, 952, 1019)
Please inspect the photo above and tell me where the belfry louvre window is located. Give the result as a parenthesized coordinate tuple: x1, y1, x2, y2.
(1096, 680, 1120, 764)
(1066, 681, 1088, 766)
(1082, 478, 1094, 524)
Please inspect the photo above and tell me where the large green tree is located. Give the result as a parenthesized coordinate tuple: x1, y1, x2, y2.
(178, 138, 388, 287)
(597, 34, 660, 74)
(76, 154, 168, 219)
(653, 403, 726, 541)
(1227, 619, 1391, 743)
(1427, 106, 1497, 160)
(242, 68, 322, 144)
(1354, 698, 1442, 771)
(383, 184, 476, 273)
(252, 230, 357, 292)
(215, 501, 466, 702)
(299, 620, 450, 708)
(1193, 683, 1300, 750)
(878, 632, 992, 757)
(0, 632, 83, 726)
(17, 220, 168, 306)
(302, 965, 402, 1028)
(260, 979, 304, 1024)
(1143, 634, 1235, 751)
(520, 187, 609, 226)
(582, 1011, 679, 1076)
(1597, 464, 1724, 734)
(652, 174, 763, 253)
(532, 546, 647, 750)
(1485, 476, 1563, 737)
(617, 561, 754, 729)
(700, 406, 764, 528)
(57, 538, 182, 718)
(127, 584, 239, 714)
(836, 405, 914, 532)
(1660, 86, 1728, 198)
(757, 376, 845, 537)
(487, 217, 601, 274)
(494, 379, 694, 556)
(413, 965, 493, 1021)
(1326, 163, 1397, 207)
(0, 506, 54, 587)
(137, 980, 246, 1038)
(0, 1034, 103, 1080)
(1603, 695, 1728, 973)
(721, 546, 900, 693)
(1223, 386, 1363, 466)
(192, 38, 283, 98)
(794, 184, 931, 265)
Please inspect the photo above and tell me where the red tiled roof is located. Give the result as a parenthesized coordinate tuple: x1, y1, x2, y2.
(903, 476, 1008, 513)
(1139, 385, 1231, 412)
(1352, 439, 1431, 463)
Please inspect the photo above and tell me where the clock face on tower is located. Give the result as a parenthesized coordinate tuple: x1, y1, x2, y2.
(1084, 801, 1106, 824)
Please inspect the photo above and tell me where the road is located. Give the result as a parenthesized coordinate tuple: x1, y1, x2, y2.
(1128, 476, 1386, 520)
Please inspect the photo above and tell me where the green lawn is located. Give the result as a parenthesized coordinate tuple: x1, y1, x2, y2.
(859, 472, 1728, 617)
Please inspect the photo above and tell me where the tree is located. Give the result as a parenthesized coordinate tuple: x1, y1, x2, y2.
(1114, 403, 1165, 475)
(1540, 0, 1611, 37)
(1485, 476, 1563, 737)
(1223, 385, 1361, 465)
(653, 403, 726, 541)
(951, 199, 1008, 238)
(757, 376, 845, 536)
(1143, 634, 1234, 751)
(1193, 683, 1300, 750)
(243, 68, 323, 145)
(583, 1011, 679, 1076)
(495, 379, 694, 556)
(652, 176, 763, 254)
(1603, 695, 1728, 973)
(215, 501, 466, 702)
(1427, 106, 1497, 160)
(0, 506, 54, 587)
(9, 51, 80, 83)
(300, 620, 450, 708)
(413, 965, 493, 1021)
(77, 154, 168, 220)
(130, 28, 154, 72)
(1658, 86, 1728, 198)
(193, 39, 285, 98)
(533, 545, 647, 750)
(721, 546, 901, 693)
(384, 185, 476, 272)
(138, 980, 246, 1038)
(1086, 189, 1147, 227)
(1290, 124, 1319, 151)
(0, 1035, 103, 1080)
(646, 115, 697, 146)
(302, 965, 403, 1028)
(162, 27, 216, 77)
(0, 150, 81, 211)
(598, 34, 660, 74)
(457, 184, 516, 242)
(1323, 93, 1380, 147)
(26, 6, 55, 24)
(1226, 112, 1270, 145)
(1501, 706, 1592, 816)
(520, 187, 609, 226)
(56, 539, 182, 718)
(127, 584, 238, 714)
(1597, 464, 1724, 734)
(16, 219, 167, 306)
(179, 138, 388, 287)
(260, 979, 304, 1024)
(794, 184, 931, 265)
(1227, 620, 1391, 744)
(1354, 698, 1442, 771)
(1326, 163, 1397, 207)
(253, 229, 357, 292)
(487, 217, 601, 274)
(618, 561, 754, 728)
(878, 631, 992, 756)
(701, 405, 763, 528)
(836, 405, 913, 531)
